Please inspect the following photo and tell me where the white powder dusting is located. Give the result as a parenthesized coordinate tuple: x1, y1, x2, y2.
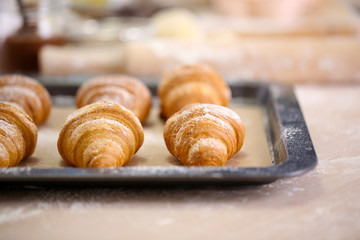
(0, 207, 44, 224)
(64, 117, 135, 165)
(0, 86, 42, 117)
(0, 167, 31, 175)
(74, 118, 130, 143)
(0, 119, 18, 139)
(168, 104, 243, 163)
(281, 127, 302, 141)
(0, 118, 26, 166)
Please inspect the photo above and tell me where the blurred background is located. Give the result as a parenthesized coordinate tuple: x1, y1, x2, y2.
(0, 0, 360, 83)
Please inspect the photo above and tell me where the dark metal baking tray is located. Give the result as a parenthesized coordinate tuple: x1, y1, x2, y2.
(0, 81, 317, 185)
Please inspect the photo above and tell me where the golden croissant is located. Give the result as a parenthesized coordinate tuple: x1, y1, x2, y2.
(57, 100, 144, 168)
(0, 74, 51, 125)
(0, 102, 37, 167)
(76, 75, 152, 124)
(158, 65, 231, 119)
(163, 103, 245, 166)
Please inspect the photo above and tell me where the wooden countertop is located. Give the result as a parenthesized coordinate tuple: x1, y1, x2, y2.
(0, 84, 359, 240)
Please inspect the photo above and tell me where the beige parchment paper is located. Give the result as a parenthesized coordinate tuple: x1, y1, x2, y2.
(18, 103, 272, 168)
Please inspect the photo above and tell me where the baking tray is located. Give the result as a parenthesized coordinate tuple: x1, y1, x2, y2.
(0, 81, 317, 185)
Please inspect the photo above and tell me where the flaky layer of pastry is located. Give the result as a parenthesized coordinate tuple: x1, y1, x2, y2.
(158, 65, 231, 119)
(76, 75, 152, 124)
(0, 74, 51, 125)
(163, 103, 245, 166)
(0, 103, 37, 167)
(57, 100, 144, 168)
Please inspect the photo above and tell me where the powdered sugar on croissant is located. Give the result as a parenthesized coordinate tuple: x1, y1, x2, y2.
(163, 103, 245, 166)
(0, 103, 37, 167)
(0, 74, 51, 125)
(158, 65, 231, 119)
(76, 75, 152, 124)
(57, 100, 144, 168)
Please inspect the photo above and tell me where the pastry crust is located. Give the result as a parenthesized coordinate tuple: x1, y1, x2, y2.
(57, 100, 144, 168)
(163, 103, 245, 166)
(0, 102, 37, 167)
(158, 65, 231, 119)
(0, 74, 51, 125)
(76, 75, 152, 124)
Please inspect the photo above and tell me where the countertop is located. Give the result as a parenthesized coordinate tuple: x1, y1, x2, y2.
(0, 84, 359, 240)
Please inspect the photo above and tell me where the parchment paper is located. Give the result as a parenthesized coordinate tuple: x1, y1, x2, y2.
(18, 103, 272, 168)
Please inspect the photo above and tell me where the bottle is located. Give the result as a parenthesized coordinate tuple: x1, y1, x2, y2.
(0, 0, 66, 73)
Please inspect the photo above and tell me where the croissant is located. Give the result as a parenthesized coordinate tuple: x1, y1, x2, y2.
(57, 100, 144, 168)
(76, 75, 152, 124)
(0, 103, 37, 167)
(0, 74, 51, 125)
(163, 103, 245, 166)
(158, 65, 231, 119)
